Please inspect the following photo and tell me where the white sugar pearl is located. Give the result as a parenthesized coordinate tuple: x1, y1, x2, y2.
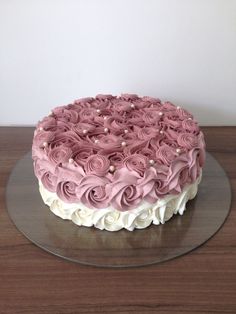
(149, 159, 155, 165)
(109, 165, 115, 172)
(160, 130, 164, 134)
(188, 117, 192, 120)
(103, 116, 107, 120)
(39, 127, 43, 131)
(124, 129, 128, 134)
(82, 129, 88, 134)
(130, 104, 135, 108)
(69, 158, 74, 163)
(121, 141, 127, 147)
(96, 109, 101, 114)
(159, 112, 163, 116)
(176, 148, 181, 153)
(104, 127, 109, 133)
(43, 142, 48, 147)
(94, 139, 99, 144)
(177, 106, 181, 110)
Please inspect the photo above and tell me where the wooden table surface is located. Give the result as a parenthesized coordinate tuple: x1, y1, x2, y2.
(0, 126, 235, 314)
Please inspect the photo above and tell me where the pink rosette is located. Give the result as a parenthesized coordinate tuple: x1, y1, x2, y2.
(95, 94, 115, 101)
(104, 115, 127, 135)
(53, 107, 79, 124)
(84, 154, 110, 176)
(76, 175, 110, 209)
(41, 171, 58, 193)
(142, 108, 162, 125)
(108, 152, 125, 168)
(71, 122, 96, 136)
(56, 180, 79, 203)
(120, 93, 138, 101)
(177, 108, 193, 120)
(126, 110, 144, 126)
(182, 119, 199, 133)
(123, 154, 148, 176)
(106, 168, 143, 211)
(161, 101, 177, 111)
(136, 126, 159, 140)
(33, 130, 55, 148)
(177, 133, 198, 150)
(79, 108, 96, 122)
(96, 134, 121, 150)
(50, 131, 81, 148)
(142, 96, 161, 105)
(72, 145, 95, 167)
(156, 144, 176, 165)
(74, 97, 94, 105)
(37, 117, 57, 132)
(33, 158, 56, 180)
(47, 145, 72, 165)
(166, 155, 190, 193)
(163, 116, 182, 129)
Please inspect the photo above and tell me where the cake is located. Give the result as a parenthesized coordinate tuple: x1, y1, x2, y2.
(32, 94, 206, 231)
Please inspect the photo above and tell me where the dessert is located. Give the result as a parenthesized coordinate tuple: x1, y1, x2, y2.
(32, 94, 206, 231)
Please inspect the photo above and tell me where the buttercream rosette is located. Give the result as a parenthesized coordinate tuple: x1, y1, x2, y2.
(32, 94, 205, 231)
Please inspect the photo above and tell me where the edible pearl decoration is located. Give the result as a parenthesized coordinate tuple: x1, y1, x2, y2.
(103, 116, 107, 120)
(124, 129, 128, 134)
(39, 127, 43, 131)
(160, 130, 164, 134)
(121, 141, 127, 147)
(69, 158, 74, 163)
(94, 139, 99, 144)
(176, 148, 181, 153)
(43, 142, 48, 147)
(104, 128, 108, 133)
(177, 106, 181, 109)
(130, 104, 135, 108)
(96, 109, 101, 114)
(109, 165, 115, 172)
(159, 112, 163, 116)
(82, 129, 88, 134)
(149, 159, 155, 165)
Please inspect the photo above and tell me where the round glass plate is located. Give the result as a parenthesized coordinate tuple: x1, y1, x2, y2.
(6, 152, 231, 268)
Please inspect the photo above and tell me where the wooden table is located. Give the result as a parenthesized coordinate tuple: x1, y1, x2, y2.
(0, 127, 235, 314)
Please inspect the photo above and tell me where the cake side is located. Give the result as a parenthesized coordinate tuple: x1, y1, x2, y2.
(38, 171, 202, 231)
(32, 94, 206, 231)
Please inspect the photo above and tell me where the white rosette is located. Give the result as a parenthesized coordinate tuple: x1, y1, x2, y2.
(92, 208, 123, 231)
(71, 207, 94, 227)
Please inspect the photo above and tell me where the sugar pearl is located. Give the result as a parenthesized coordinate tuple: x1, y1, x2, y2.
(82, 129, 88, 134)
(124, 129, 128, 134)
(96, 109, 101, 114)
(69, 158, 74, 164)
(109, 165, 115, 173)
(177, 106, 181, 109)
(43, 142, 48, 147)
(103, 116, 107, 120)
(94, 139, 99, 144)
(160, 130, 164, 134)
(159, 112, 163, 116)
(121, 141, 127, 147)
(104, 127, 109, 133)
(188, 117, 192, 120)
(130, 104, 135, 109)
(39, 127, 43, 131)
(176, 148, 181, 153)
(149, 159, 155, 165)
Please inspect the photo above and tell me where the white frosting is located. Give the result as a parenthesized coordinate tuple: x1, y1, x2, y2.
(39, 171, 202, 231)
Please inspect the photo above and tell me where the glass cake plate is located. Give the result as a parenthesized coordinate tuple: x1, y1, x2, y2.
(6, 152, 231, 268)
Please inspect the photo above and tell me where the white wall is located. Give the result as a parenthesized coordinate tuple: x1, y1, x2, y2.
(0, 0, 236, 126)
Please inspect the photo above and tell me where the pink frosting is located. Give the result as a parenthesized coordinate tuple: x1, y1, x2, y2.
(32, 94, 206, 211)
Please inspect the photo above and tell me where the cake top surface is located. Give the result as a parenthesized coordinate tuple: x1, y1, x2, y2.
(32, 94, 205, 211)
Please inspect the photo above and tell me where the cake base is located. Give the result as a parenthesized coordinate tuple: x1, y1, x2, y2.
(39, 173, 202, 231)
(6, 152, 231, 267)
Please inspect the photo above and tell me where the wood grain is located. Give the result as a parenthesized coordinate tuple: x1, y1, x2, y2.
(0, 126, 236, 314)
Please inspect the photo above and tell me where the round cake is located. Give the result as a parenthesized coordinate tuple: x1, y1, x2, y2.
(32, 94, 206, 231)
